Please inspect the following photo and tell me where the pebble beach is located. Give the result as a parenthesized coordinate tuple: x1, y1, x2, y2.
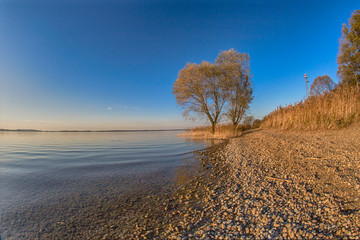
(137, 125, 360, 239)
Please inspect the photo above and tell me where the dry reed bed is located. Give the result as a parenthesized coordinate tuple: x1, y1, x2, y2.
(261, 85, 360, 130)
(181, 124, 251, 139)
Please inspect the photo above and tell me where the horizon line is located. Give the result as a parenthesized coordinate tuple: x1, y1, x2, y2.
(0, 128, 186, 133)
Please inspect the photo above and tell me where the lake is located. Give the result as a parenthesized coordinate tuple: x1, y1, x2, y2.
(0, 131, 215, 239)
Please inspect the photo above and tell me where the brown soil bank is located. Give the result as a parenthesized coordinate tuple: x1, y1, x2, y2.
(161, 125, 360, 239)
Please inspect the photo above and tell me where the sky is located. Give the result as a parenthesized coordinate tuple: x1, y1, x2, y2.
(1, 0, 359, 130)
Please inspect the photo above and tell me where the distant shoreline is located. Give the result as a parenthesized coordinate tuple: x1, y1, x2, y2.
(0, 129, 185, 133)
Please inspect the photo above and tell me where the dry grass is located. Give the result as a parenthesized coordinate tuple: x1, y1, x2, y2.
(180, 123, 252, 139)
(261, 85, 360, 130)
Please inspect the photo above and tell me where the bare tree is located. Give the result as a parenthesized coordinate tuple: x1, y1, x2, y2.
(310, 75, 336, 96)
(337, 10, 360, 88)
(216, 49, 253, 126)
(243, 115, 255, 126)
(173, 61, 226, 133)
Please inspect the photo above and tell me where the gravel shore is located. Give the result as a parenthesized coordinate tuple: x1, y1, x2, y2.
(2, 126, 359, 239)
(155, 125, 360, 239)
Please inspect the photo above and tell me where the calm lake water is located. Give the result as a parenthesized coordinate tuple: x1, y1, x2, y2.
(0, 131, 215, 239)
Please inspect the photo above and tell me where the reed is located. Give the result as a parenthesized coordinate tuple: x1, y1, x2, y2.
(261, 85, 360, 130)
(181, 123, 252, 139)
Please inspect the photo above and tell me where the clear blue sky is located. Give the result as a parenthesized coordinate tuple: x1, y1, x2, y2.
(1, 0, 359, 130)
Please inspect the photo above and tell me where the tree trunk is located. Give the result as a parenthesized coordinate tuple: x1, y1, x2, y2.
(232, 117, 238, 126)
(233, 123, 238, 133)
(211, 122, 216, 134)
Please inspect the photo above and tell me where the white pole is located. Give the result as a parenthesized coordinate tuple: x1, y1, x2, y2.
(304, 73, 309, 97)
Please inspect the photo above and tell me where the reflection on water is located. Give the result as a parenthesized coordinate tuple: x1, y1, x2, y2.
(183, 135, 223, 146)
(0, 131, 216, 239)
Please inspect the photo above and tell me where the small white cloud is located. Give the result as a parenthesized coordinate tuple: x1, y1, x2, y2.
(106, 104, 140, 111)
